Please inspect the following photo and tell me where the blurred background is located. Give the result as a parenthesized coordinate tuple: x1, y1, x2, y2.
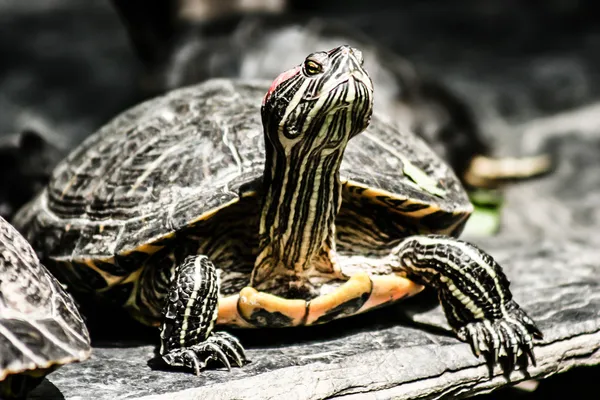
(1, 0, 599, 398)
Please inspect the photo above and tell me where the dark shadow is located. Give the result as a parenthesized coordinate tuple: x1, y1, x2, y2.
(475, 366, 600, 399)
(75, 298, 157, 347)
(25, 379, 64, 400)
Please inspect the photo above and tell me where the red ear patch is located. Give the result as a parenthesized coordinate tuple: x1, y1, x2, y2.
(263, 66, 301, 105)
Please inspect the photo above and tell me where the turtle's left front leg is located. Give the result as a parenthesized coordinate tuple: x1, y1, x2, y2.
(391, 235, 542, 369)
(159, 255, 247, 375)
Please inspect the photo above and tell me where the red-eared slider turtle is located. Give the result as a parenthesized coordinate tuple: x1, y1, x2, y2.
(14, 46, 541, 375)
(0, 216, 90, 399)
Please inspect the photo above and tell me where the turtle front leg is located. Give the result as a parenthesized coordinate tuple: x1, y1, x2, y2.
(159, 255, 247, 375)
(391, 235, 542, 370)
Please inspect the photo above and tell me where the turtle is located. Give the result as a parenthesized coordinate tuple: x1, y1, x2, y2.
(0, 215, 91, 399)
(14, 45, 542, 376)
(111, 0, 551, 189)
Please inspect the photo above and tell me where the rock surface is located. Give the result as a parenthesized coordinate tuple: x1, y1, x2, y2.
(1, 0, 599, 399)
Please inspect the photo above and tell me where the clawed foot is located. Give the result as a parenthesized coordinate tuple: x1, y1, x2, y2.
(456, 301, 543, 373)
(162, 332, 247, 375)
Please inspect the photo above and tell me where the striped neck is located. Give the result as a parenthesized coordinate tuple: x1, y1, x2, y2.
(252, 121, 348, 291)
(251, 45, 375, 294)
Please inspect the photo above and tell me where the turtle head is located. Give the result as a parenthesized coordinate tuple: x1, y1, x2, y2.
(261, 45, 374, 150)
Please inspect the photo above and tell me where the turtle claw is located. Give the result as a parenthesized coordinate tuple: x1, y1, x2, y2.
(162, 332, 248, 375)
(456, 302, 541, 373)
(207, 341, 232, 371)
(212, 331, 247, 368)
(524, 344, 537, 367)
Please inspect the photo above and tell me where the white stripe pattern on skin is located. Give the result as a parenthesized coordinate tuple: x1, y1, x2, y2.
(278, 79, 311, 142)
(396, 236, 508, 319)
(439, 275, 485, 319)
(207, 271, 220, 335)
(296, 83, 355, 263)
(180, 257, 204, 346)
(396, 239, 490, 306)
(499, 320, 519, 355)
(273, 80, 315, 248)
(483, 319, 500, 352)
(428, 254, 489, 316)
(282, 93, 335, 266)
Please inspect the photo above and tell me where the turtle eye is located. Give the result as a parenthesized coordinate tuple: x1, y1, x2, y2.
(303, 52, 327, 76)
(304, 59, 323, 76)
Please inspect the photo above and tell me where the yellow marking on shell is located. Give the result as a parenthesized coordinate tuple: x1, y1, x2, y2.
(187, 198, 239, 226)
(112, 199, 238, 258)
(120, 242, 164, 256)
(59, 175, 78, 199)
(401, 159, 447, 198)
(344, 180, 472, 220)
(98, 225, 104, 233)
(118, 270, 142, 312)
(305, 271, 372, 325)
(236, 287, 308, 326)
(79, 259, 125, 287)
(122, 266, 143, 285)
(360, 274, 424, 312)
(240, 190, 258, 198)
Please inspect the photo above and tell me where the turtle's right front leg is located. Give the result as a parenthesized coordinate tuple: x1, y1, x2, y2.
(391, 235, 542, 371)
(159, 255, 247, 375)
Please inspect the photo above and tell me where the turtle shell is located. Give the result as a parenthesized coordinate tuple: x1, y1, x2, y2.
(0, 216, 90, 398)
(14, 79, 471, 319)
